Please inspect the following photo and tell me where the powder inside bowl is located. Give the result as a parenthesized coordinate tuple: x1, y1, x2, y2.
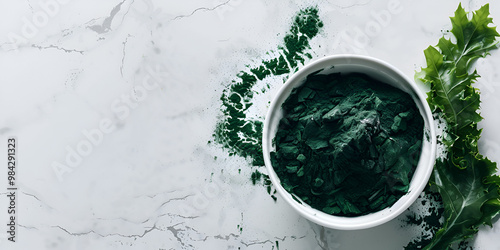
(270, 72, 424, 217)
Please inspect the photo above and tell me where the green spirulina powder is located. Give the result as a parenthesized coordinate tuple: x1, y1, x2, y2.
(270, 72, 424, 216)
(214, 7, 323, 167)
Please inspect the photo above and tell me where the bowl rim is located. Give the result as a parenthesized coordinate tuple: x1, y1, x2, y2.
(262, 54, 437, 230)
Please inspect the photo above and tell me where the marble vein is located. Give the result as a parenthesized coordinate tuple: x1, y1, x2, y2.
(87, 194, 198, 225)
(53, 223, 161, 239)
(88, 0, 127, 34)
(240, 239, 274, 247)
(312, 226, 329, 250)
(142, 189, 178, 199)
(54, 226, 99, 237)
(333, 0, 374, 9)
(93, 216, 151, 225)
(156, 194, 194, 211)
(120, 34, 133, 77)
(171, 0, 232, 20)
(166, 223, 193, 248)
(22, 191, 56, 210)
(160, 212, 200, 220)
(19, 224, 38, 230)
(31, 44, 85, 54)
(213, 233, 239, 241)
(132, 223, 160, 239)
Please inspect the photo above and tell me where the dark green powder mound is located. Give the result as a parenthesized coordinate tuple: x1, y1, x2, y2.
(214, 7, 323, 167)
(270, 72, 424, 216)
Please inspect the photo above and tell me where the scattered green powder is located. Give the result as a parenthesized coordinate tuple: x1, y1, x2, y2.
(271, 240, 280, 250)
(403, 188, 472, 250)
(270, 72, 424, 216)
(250, 169, 262, 185)
(214, 7, 324, 167)
(403, 189, 444, 249)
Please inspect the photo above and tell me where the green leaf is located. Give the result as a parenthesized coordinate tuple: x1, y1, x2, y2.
(425, 155, 500, 250)
(418, 4, 498, 145)
(415, 3, 500, 249)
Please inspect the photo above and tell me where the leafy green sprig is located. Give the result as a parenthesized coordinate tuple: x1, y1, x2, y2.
(416, 4, 500, 249)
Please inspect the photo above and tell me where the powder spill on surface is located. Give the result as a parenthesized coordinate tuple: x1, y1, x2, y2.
(402, 189, 445, 249)
(402, 190, 474, 250)
(213, 7, 324, 169)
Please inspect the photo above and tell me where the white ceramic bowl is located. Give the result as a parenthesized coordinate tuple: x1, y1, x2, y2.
(262, 54, 437, 230)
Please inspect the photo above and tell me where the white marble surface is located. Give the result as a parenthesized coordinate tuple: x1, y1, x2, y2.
(1, 0, 500, 249)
